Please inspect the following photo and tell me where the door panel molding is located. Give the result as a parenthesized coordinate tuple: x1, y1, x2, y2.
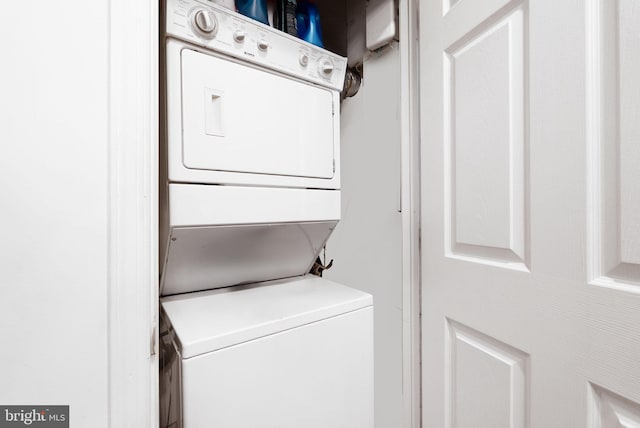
(445, 319, 530, 428)
(589, 383, 640, 428)
(443, 2, 530, 270)
(586, 0, 640, 292)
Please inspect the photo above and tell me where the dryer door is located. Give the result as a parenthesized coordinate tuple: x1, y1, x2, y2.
(180, 49, 336, 179)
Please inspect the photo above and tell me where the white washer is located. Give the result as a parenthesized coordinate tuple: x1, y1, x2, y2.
(160, 275, 374, 428)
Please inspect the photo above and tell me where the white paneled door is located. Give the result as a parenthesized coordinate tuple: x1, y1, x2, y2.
(419, 0, 640, 427)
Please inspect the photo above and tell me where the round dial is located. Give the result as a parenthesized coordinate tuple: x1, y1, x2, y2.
(233, 30, 246, 43)
(318, 58, 334, 77)
(257, 39, 269, 51)
(191, 9, 218, 39)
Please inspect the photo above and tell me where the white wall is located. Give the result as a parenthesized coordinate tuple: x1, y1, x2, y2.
(325, 43, 404, 428)
(0, 2, 110, 426)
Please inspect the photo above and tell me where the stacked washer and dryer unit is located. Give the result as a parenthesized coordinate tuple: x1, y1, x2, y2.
(159, 1, 374, 427)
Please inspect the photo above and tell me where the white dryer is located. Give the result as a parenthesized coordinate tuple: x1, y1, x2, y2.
(160, 0, 348, 295)
(163, 0, 345, 189)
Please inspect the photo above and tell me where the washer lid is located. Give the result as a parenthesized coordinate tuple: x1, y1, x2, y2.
(160, 275, 373, 359)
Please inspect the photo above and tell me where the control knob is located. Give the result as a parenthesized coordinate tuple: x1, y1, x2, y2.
(318, 58, 334, 77)
(257, 39, 269, 51)
(233, 30, 246, 43)
(191, 9, 217, 39)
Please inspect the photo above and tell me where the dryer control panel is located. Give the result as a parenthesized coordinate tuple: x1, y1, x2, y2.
(165, 0, 347, 91)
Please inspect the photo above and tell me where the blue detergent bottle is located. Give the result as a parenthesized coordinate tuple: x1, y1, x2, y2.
(296, 0, 324, 48)
(236, 0, 270, 25)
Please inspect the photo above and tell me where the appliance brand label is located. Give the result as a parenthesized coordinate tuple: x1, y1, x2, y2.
(0, 406, 68, 427)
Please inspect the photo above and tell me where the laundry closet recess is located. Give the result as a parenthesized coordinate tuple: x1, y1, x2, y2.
(158, 0, 401, 426)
